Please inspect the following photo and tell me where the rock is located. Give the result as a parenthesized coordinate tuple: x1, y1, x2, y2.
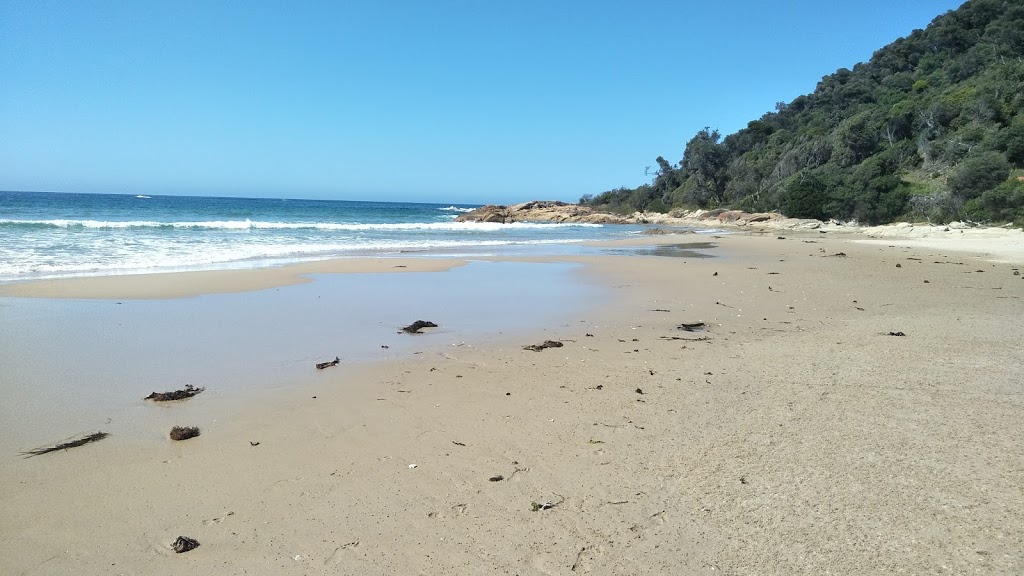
(642, 227, 676, 235)
(172, 536, 200, 553)
(455, 205, 512, 223)
(455, 201, 629, 224)
(717, 210, 747, 223)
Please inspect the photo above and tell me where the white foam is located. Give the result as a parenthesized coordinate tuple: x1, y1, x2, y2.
(0, 237, 586, 281)
(438, 206, 476, 212)
(0, 219, 603, 231)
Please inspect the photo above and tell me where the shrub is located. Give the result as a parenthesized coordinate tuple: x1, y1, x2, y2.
(949, 151, 1011, 200)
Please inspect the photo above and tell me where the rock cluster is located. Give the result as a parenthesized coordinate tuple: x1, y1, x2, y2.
(455, 201, 632, 224)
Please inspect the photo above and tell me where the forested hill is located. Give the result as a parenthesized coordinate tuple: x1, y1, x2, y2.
(583, 0, 1024, 225)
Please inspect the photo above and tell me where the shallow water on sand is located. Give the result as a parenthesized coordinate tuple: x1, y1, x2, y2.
(0, 261, 602, 455)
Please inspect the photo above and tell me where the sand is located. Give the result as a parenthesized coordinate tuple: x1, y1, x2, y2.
(1, 232, 1022, 575)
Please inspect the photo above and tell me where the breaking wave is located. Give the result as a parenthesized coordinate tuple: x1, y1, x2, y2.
(0, 219, 602, 231)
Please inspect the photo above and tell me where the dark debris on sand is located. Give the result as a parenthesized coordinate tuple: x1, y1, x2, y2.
(169, 426, 200, 441)
(523, 340, 563, 352)
(677, 322, 706, 332)
(316, 356, 340, 370)
(144, 384, 204, 402)
(402, 320, 438, 334)
(172, 536, 200, 553)
(21, 431, 109, 458)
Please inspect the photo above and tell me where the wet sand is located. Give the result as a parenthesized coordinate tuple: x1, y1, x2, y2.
(1, 233, 1022, 575)
(0, 260, 601, 456)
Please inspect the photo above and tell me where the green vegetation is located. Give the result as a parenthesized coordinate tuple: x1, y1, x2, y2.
(582, 0, 1024, 225)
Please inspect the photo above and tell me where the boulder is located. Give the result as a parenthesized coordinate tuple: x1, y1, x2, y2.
(717, 210, 747, 223)
(455, 201, 629, 224)
(455, 205, 512, 223)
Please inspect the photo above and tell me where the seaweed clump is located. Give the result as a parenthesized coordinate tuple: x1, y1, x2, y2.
(21, 431, 109, 458)
(144, 384, 204, 402)
(169, 426, 200, 441)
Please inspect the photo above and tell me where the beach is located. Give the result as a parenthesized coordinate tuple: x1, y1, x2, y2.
(1, 231, 1022, 575)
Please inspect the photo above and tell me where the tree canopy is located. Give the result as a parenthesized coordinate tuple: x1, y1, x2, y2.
(583, 0, 1024, 225)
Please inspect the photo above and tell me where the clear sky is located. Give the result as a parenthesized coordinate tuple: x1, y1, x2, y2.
(1, 0, 965, 204)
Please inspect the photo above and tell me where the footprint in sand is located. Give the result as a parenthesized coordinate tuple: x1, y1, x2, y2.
(570, 545, 606, 573)
(324, 541, 360, 566)
(203, 511, 235, 526)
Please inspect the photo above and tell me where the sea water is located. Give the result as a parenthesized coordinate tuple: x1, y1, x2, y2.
(0, 191, 660, 282)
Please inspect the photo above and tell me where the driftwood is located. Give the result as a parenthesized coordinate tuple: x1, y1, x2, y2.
(677, 322, 706, 332)
(402, 320, 437, 334)
(523, 340, 563, 352)
(144, 384, 204, 402)
(888, 331, 906, 337)
(21, 431, 109, 457)
(172, 536, 200, 553)
(659, 335, 710, 342)
(316, 356, 340, 370)
(169, 426, 200, 441)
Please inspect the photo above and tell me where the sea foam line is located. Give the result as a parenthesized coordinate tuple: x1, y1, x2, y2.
(0, 219, 603, 231)
(0, 238, 584, 280)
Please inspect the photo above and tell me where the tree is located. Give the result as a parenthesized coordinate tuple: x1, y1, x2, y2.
(681, 128, 729, 205)
(784, 172, 830, 220)
(998, 118, 1024, 166)
(577, 0, 1024, 224)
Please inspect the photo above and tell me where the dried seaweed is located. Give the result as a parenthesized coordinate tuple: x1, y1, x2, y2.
(402, 320, 437, 334)
(316, 356, 340, 370)
(21, 431, 109, 457)
(523, 340, 563, 352)
(144, 384, 204, 402)
(169, 426, 200, 441)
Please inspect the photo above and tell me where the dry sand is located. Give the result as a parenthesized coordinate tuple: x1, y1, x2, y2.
(1, 233, 1022, 575)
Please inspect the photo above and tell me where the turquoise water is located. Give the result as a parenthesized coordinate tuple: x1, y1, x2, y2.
(0, 191, 656, 281)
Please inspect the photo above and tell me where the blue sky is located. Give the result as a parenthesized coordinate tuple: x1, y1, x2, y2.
(1, 0, 965, 204)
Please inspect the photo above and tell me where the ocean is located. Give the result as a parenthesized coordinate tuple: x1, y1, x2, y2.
(0, 191, 660, 282)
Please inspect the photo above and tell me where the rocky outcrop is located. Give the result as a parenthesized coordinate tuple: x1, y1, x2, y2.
(641, 209, 832, 230)
(455, 201, 632, 224)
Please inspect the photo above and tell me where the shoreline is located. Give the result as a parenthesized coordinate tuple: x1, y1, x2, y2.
(0, 260, 605, 457)
(0, 257, 470, 300)
(2, 234, 1022, 574)
(5, 213, 1022, 302)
